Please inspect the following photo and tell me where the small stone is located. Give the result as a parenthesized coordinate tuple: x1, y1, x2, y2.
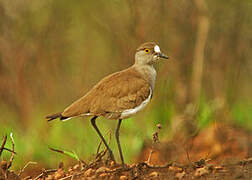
(54, 168, 65, 179)
(214, 165, 223, 170)
(194, 167, 209, 177)
(73, 164, 80, 170)
(120, 175, 128, 180)
(84, 168, 95, 177)
(47, 175, 54, 180)
(130, 163, 136, 168)
(110, 161, 115, 167)
(175, 171, 185, 180)
(169, 166, 183, 172)
(149, 171, 159, 177)
(96, 166, 109, 174)
(99, 173, 107, 178)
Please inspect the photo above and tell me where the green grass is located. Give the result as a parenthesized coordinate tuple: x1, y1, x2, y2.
(231, 102, 252, 129)
(1, 99, 252, 169)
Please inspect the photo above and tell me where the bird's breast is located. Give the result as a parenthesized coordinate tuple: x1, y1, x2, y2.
(120, 87, 152, 119)
(134, 65, 157, 91)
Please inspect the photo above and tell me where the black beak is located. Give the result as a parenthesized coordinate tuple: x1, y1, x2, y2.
(157, 52, 169, 59)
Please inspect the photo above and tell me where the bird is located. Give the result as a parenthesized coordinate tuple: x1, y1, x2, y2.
(46, 42, 169, 165)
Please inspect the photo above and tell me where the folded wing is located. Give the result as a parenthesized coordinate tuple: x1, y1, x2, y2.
(61, 67, 151, 119)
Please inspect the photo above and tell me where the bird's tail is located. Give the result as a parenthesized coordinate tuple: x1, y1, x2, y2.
(46, 112, 69, 121)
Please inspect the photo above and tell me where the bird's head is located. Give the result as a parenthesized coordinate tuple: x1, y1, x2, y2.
(135, 42, 168, 65)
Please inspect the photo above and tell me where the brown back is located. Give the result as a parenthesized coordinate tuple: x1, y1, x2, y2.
(62, 67, 151, 119)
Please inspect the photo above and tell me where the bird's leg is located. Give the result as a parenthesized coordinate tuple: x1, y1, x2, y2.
(90, 116, 115, 162)
(115, 119, 124, 165)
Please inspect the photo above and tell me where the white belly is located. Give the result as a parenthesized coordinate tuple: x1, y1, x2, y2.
(120, 88, 152, 119)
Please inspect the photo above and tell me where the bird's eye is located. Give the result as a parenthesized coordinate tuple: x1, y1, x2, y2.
(144, 49, 150, 53)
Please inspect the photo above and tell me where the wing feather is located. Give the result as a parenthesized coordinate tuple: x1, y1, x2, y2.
(62, 67, 151, 119)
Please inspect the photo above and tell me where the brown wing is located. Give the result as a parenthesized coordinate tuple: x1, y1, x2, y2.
(61, 67, 151, 119)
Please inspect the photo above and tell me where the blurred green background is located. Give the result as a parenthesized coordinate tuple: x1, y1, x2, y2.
(0, 0, 252, 169)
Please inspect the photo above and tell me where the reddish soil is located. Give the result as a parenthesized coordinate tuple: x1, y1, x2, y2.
(1, 123, 252, 180)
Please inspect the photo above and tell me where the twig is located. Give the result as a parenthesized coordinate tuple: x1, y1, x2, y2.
(87, 148, 107, 170)
(71, 174, 75, 180)
(7, 133, 15, 169)
(147, 124, 162, 164)
(18, 161, 37, 176)
(23, 176, 32, 180)
(147, 151, 153, 164)
(95, 149, 107, 161)
(83, 148, 109, 172)
(33, 169, 57, 180)
(95, 129, 111, 156)
(58, 171, 85, 180)
(105, 166, 132, 174)
(185, 147, 193, 167)
(80, 130, 111, 171)
(0, 134, 7, 157)
(137, 162, 173, 169)
(2, 147, 16, 154)
(95, 130, 111, 159)
(96, 139, 103, 157)
(104, 162, 174, 174)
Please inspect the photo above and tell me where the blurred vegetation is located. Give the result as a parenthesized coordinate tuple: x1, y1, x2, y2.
(0, 0, 252, 169)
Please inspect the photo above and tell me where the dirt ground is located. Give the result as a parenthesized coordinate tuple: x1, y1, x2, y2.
(1, 123, 252, 180)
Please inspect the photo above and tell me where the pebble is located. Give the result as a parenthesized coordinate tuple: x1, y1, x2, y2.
(68, 167, 73, 172)
(194, 167, 209, 177)
(84, 168, 95, 177)
(96, 166, 110, 174)
(54, 168, 65, 179)
(73, 164, 80, 170)
(175, 171, 185, 180)
(149, 171, 159, 177)
(47, 175, 54, 180)
(169, 166, 183, 172)
(120, 175, 128, 180)
(99, 173, 107, 178)
(110, 161, 115, 167)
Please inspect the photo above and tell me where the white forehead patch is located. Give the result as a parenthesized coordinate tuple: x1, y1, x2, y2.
(154, 45, 160, 53)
